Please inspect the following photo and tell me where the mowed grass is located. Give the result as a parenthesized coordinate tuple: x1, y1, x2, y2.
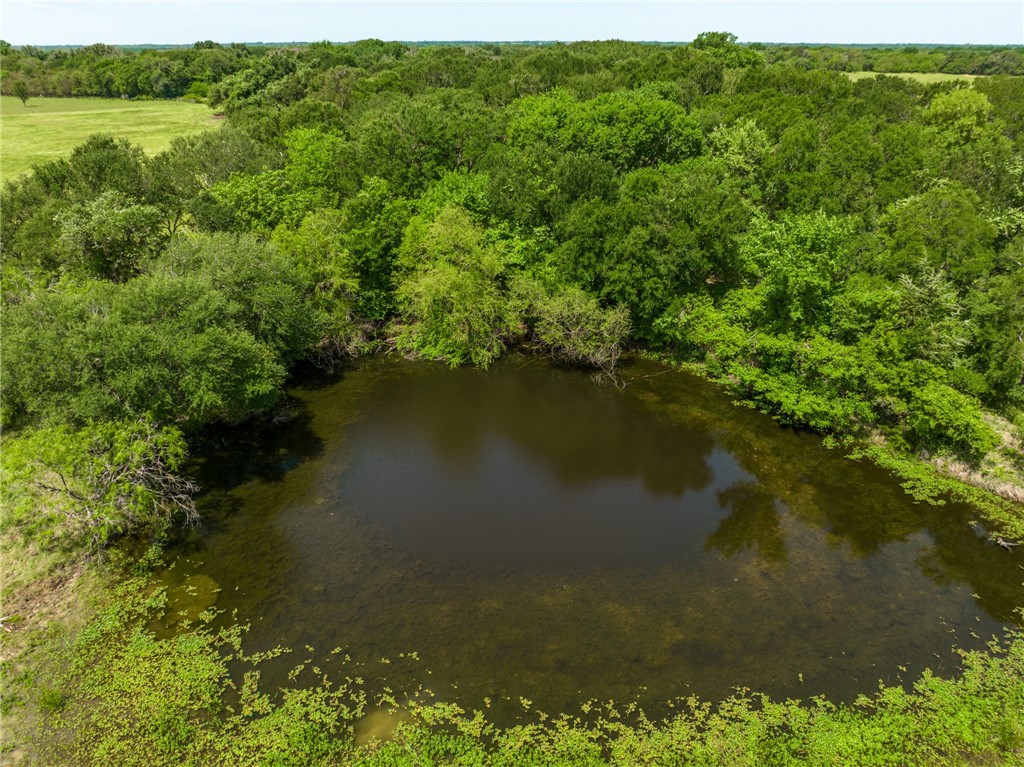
(0, 96, 220, 182)
(845, 71, 981, 83)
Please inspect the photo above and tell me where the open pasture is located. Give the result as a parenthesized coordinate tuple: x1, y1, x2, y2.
(845, 71, 981, 83)
(0, 96, 219, 181)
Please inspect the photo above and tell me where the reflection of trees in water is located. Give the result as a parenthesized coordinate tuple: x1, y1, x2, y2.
(916, 523, 1024, 624)
(182, 352, 1023, 664)
(647, 366, 1023, 627)
(187, 396, 326, 492)
(738, 448, 1022, 625)
(167, 354, 1024, 717)
(380, 356, 716, 496)
(706, 482, 787, 564)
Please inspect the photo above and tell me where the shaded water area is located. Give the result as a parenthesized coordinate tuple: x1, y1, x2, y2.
(163, 353, 1024, 722)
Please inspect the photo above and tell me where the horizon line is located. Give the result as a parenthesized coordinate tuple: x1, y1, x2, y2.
(9, 38, 1024, 47)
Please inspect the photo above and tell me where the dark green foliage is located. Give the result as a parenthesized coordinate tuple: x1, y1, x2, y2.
(152, 233, 317, 364)
(876, 182, 997, 287)
(57, 191, 167, 281)
(553, 157, 749, 339)
(964, 249, 1024, 410)
(272, 209, 364, 361)
(65, 134, 150, 198)
(330, 177, 414, 322)
(13, 79, 30, 104)
(507, 88, 703, 171)
(351, 90, 500, 195)
(1, 276, 287, 430)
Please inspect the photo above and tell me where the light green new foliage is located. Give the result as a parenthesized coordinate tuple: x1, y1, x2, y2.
(524, 280, 631, 374)
(0, 96, 219, 181)
(739, 211, 853, 334)
(31, 577, 366, 767)
(0, 418, 197, 552)
(394, 207, 521, 368)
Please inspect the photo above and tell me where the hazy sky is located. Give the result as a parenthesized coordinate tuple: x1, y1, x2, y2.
(2, 1, 1022, 46)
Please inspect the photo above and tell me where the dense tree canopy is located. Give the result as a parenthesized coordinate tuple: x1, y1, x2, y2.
(2, 34, 1023, 552)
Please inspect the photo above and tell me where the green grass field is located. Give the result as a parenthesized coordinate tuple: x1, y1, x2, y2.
(0, 96, 220, 182)
(845, 71, 980, 83)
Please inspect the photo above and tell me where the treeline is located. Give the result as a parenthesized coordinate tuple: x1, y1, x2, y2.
(2, 33, 1023, 553)
(2, 35, 1023, 102)
(763, 42, 1024, 76)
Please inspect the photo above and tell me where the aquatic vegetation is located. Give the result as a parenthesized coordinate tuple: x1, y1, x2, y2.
(20, 577, 1024, 766)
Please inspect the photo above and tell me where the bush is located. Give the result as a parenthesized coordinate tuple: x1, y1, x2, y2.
(0, 418, 197, 552)
(529, 284, 631, 374)
(909, 382, 1000, 459)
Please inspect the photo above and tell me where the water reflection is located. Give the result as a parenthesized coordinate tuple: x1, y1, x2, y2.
(167, 353, 1022, 721)
(333, 358, 725, 569)
(707, 482, 787, 564)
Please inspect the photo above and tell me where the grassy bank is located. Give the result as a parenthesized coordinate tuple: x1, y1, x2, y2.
(5, 570, 1022, 766)
(0, 96, 219, 181)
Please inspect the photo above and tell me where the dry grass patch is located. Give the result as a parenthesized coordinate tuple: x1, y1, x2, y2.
(845, 71, 983, 83)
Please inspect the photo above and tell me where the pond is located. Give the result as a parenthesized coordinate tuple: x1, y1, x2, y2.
(162, 353, 1023, 722)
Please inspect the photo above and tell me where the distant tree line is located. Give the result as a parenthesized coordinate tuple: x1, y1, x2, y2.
(1, 35, 1022, 102)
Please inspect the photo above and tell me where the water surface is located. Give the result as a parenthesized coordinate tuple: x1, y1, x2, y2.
(165, 354, 1023, 721)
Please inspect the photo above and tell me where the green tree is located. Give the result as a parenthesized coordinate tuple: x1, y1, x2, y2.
(272, 209, 363, 362)
(394, 207, 520, 367)
(1, 418, 198, 552)
(148, 128, 277, 233)
(964, 244, 1024, 409)
(282, 126, 356, 207)
(922, 88, 1015, 204)
(1, 276, 288, 430)
(877, 183, 997, 288)
(334, 177, 414, 321)
(154, 233, 316, 363)
(895, 265, 968, 368)
(740, 211, 853, 334)
(65, 134, 149, 198)
(57, 190, 167, 281)
(13, 79, 30, 105)
(523, 280, 631, 374)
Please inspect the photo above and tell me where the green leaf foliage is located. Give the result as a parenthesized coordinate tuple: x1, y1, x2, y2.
(57, 190, 168, 282)
(24, 582, 1024, 766)
(394, 207, 521, 367)
(1, 275, 287, 430)
(153, 232, 317, 363)
(521, 279, 632, 374)
(3, 36, 1024, 767)
(0, 418, 197, 551)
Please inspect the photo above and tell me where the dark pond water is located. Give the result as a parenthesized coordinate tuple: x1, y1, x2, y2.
(162, 353, 1023, 722)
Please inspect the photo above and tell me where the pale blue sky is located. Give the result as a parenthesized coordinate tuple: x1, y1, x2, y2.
(2, 1, 1022, 46)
